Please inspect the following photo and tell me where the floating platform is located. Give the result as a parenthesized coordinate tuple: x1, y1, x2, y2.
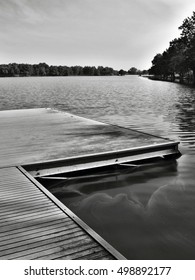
(0, 108, 181, 260)
(0, 108, 180, 176)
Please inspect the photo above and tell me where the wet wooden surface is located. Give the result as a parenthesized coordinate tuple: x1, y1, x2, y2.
(0, 167, 116, 260)
(0, 108, 169, 168)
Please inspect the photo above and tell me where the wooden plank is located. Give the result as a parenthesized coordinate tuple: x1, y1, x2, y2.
(74, 250, 114, 260)
(1, 234, 92, 259)
(0, 218, 70, 238)
(20, 241, 100, 260)
(0, 205, 58, 219)
(0, 223, 79, 246)
(0, 201, 61, 214)
(0, 189, 43, 197)
(0, 227, 83, 251)
(0, 167, 121, 260)
(0, 204, 58, 216)
(54, 247, 114, 260)
(0, 209, 62, 226)
(0, 192, 44, 199)
(0, 213, 67, 234)
(0, 195, 51, 205)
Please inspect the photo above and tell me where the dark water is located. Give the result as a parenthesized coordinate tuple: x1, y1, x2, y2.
(1, 76, 195, 259)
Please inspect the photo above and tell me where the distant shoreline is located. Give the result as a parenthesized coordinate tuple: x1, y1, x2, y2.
(142, 75, 195, 87)
(0, 63, 147, 77)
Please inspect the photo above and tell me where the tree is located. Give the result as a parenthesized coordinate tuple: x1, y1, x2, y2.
(141, 70, 149, 75)
(179, 12, 195, 44)
(128, 67, 138, 75)
(71, 66, 83, 76)
(49, 65, 59, 76)
(0, 65, 9, 76)
(149, 54, 164, 76)
(38, 63, 49, 76)
(83, 66, 94, 75)
(149, 11, 195, 84)
(118, 69, 126, 76)
(178, 12, 195, 83)
(167, 38, 189, 82)
(18, 64, 33, 76)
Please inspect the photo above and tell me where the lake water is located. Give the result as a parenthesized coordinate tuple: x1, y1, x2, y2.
(1, 75, 195, 259)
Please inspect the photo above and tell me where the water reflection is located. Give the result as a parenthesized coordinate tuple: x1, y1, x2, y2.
(1, 76, 195, 259)
(173, 87, 195, 149)
(41, 160, 195, 259)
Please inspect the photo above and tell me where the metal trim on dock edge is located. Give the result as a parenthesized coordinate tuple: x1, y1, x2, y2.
(18, 166, 126, 260)
(23, 141, 180, 178)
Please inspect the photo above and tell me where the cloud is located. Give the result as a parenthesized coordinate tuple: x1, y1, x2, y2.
(1, 0, 195, 68)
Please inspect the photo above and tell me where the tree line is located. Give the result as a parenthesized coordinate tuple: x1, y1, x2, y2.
(0, 63, 147, 77)
(0, 63, 117, 77)
(149, 11, 195, 84)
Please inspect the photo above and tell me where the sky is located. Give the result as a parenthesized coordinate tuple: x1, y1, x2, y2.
(1, 0, 195, 70)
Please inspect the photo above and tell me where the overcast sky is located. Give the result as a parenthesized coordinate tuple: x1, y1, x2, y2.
(1, 0, 195, 70)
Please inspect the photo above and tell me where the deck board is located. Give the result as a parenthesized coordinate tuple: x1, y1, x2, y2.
(0, 108, 174, 169)
(0, 167, 117, 260)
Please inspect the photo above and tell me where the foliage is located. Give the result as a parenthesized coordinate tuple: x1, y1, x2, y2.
(0, 63, 121, 77)
(118, 69, 126, 75)
(128, 67, 138, 75)
(0, 62, 146, 78)
(149, 11, 195, 84)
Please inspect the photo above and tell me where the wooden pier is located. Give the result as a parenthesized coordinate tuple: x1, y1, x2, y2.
(0, 108, 181, 260)
(0, 167, 120, 259)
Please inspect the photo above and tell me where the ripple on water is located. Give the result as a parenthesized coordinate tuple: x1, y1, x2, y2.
(1, 76, 195, 259)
